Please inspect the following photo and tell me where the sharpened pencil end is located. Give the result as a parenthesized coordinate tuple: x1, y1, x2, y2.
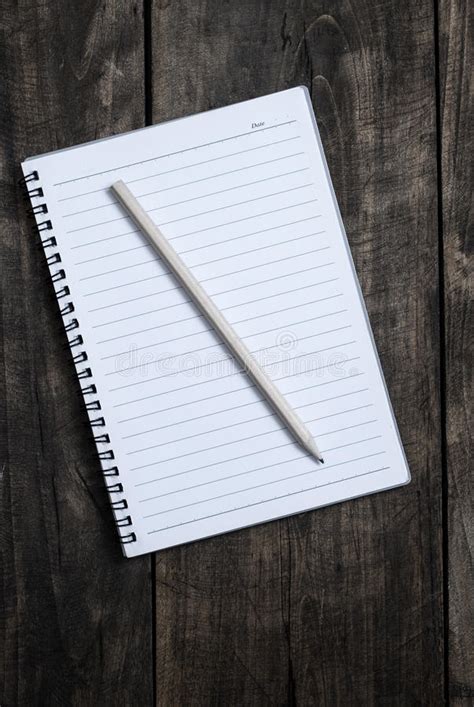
(304, 436, 324, 463)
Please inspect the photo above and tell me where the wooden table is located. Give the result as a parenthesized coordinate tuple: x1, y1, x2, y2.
(1, 1, 472, 704)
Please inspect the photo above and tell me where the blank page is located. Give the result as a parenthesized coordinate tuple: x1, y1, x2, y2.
(23, 87, 410, 557)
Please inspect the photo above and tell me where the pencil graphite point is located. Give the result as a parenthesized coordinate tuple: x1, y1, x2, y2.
(304, 436, 324, 463)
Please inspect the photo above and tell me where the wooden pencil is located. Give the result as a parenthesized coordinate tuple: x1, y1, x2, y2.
(111, 179, 324, 463)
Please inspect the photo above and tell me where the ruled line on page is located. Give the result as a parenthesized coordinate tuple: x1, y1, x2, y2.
(102, 324, 351, 376)
(117, 372, 365, 425)
(112, 361, 361, 407)
(219, 279, 338, 312)
(54, 120, 298, 186)
(128, 398, 377, 471)
(74, 209, 318, 254)
(68, 180, 315, 238)
(57, 138, 304, 202)
(130, 418, 378, 471)
(78, 238, 329, 283)
(157, 186, 316, 228)
(164, 202, 319, 242)
(134, 259, 331, 295)
(105, 324, 356, 378)
(77, 200, 320, 269)
(75, 222, 325, 268)
(139, 440, 382, 503)
(109, 348, 361, 398)
(94, 277, 340, 339)
(142, 440, 383, 519)
(104, 333, 355, 378)
(162, 261, 331, 300)
(126, 412, 375, 458)
(100, 312, 347, 361)
(121, 394, 371, 439)
(138, 420, 376, 500)
(145, 464, 390, 535)
(134, 420, 371, 488)
(122, 389, 371, 444)
(87, 253, 334, 313)
(92, 284, 341, 331)
(140, 169, 313, 213)
(115, 363, 363, 421)
(77, 244, 152, 265)
(84, 228, 327, 294)
(128, 420, 382, 476)
(75, 224, 331, 284)
(122, 382, 369, 442)
(65, 183, 315, 234)
(98, 299, 346, 344)
(136, 149, 305, 197)
(126, 137, 302, 188)
(62, 165, 310, 218)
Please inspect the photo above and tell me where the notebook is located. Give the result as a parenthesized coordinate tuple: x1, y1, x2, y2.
(21, 87, 410, 557)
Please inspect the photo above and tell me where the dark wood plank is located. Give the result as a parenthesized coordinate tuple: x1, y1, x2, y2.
(438, 0, 473, 702)
(155, 529, 290, 705)
(151, 6, 302, 704)
(0, 2, 153, 704)
(151, 1, 444, 704)
(283, 3, 444, 703)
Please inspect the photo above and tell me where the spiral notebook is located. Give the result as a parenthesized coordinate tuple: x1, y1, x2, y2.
(21, 87, 410, 557)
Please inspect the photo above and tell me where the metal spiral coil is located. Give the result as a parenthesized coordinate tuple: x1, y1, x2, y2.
(20, 170, 137, 547)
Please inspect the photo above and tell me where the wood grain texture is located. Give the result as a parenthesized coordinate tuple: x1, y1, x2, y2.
(439, 0, 473, 702)
(2, 0, 468, 703)
(0, 2, 153, 705)
(151, 1, 444, 704)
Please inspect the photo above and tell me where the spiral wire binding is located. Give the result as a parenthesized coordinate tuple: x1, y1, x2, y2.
(20, 170, 137, 546)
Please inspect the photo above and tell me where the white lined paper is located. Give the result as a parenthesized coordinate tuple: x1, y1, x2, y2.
(23, 87, 410, 557)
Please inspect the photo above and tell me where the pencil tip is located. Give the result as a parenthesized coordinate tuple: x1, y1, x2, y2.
(303, 437, 323, 463)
